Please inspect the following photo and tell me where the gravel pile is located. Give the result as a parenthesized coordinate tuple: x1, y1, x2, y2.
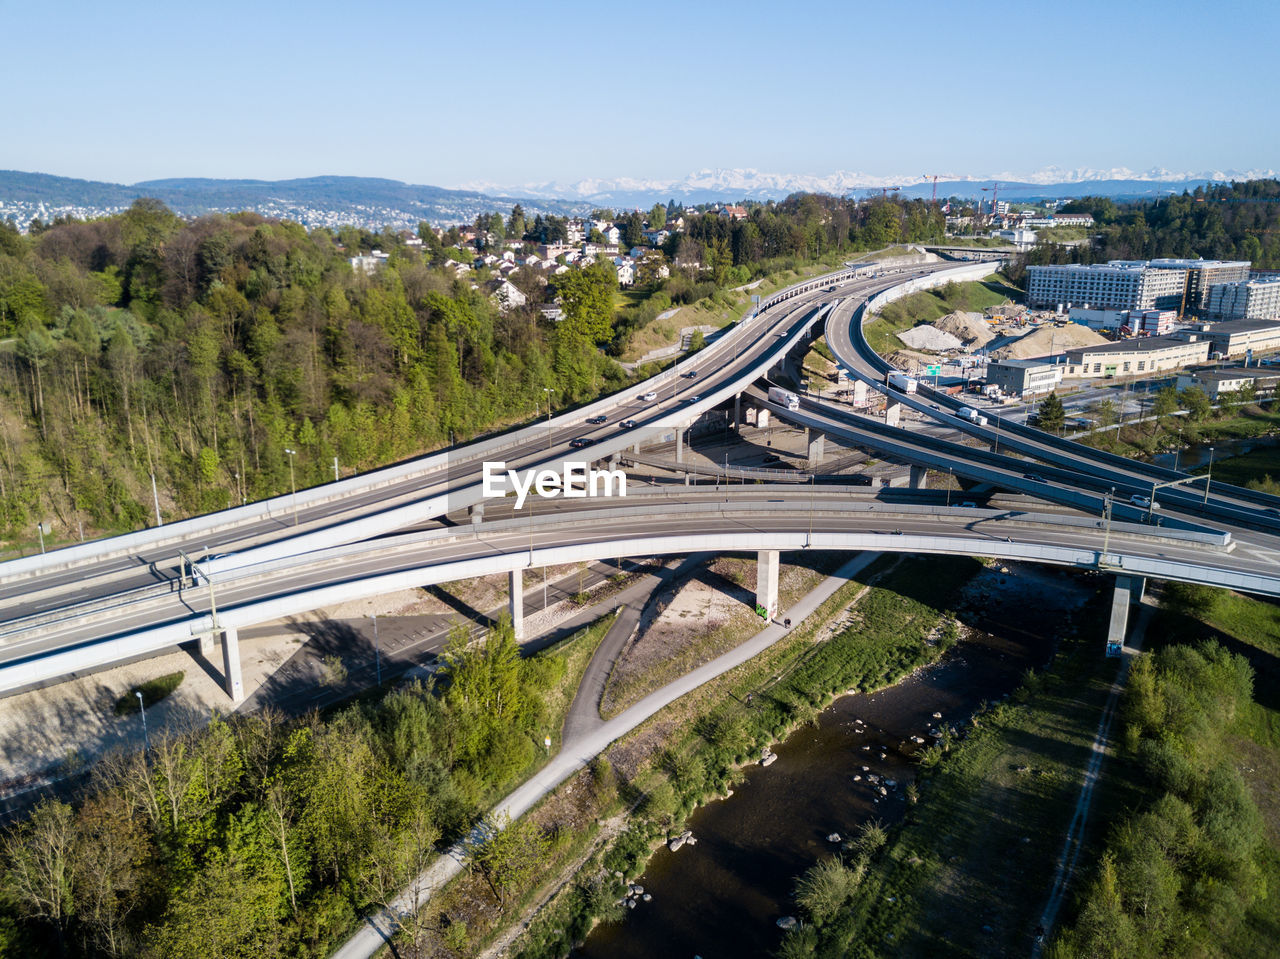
(898, 324, 964, 352)
(935, 311, 996, 350)
(994, 323, 1108, 360)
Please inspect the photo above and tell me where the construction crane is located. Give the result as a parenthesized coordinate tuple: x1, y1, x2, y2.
(922, 174, 939, 204)
(880, 186, 901, 199)
(981, 182, 1000, 217)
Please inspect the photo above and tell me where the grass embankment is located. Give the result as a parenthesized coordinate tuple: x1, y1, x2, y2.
(1046, 583, 1280, 958)
(862, 274, 1019, 357)
(779, 574, 1122, 957)
(496, 554, 982, 959)
(618, 246, 915, 364)
(599, 552, 848, 718)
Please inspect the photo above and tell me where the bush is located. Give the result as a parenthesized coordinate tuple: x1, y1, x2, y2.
(113, 672, 183, 714)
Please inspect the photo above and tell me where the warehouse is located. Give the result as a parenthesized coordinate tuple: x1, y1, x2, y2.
(1061, 336, 1210, 379)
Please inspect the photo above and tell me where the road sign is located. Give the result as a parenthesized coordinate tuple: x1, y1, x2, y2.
(925, 365, 941, 375)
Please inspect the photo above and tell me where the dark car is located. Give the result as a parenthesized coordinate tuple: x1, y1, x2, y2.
(569, 437, 593, 449)
(586, 414, 607, 425)
(684, 370, 699, 378)
(1023, 473, 1047, 483)
(620, 419, 638, 429)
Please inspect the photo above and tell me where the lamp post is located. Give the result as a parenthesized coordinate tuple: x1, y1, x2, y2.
(1203, 446, 1215, 505)
(543, 388, 555, 450)
(135, 690, 150, 754)
(36, 521, 47, 555)
(284, 448, 298, 525)
(1100, 488, 1116, 566)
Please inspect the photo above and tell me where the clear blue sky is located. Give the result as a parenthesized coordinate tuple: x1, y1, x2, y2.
(4, 0, 1277, 187)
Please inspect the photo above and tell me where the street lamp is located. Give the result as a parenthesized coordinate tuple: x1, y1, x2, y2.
(36, 521, 47, 555)
(284, 449, 298, 525)
(1203, 446, 1215, 505)
(543, 388, 555, 449)
(135, 690, 151, 754)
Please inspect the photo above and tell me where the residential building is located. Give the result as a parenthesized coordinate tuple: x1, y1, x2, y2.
(1175, 367, 1280, 400)
(486, 279, 527, 312)
(1062, 335, 1210, 378)
(1148, 258, 1251, 312)
(990, 228, 1037, 249)
(985, 359, 1063, 397)
(1204, 276, 1280, 320)
(1027, 262, 1187, 312)
(349, 250, 389, 274)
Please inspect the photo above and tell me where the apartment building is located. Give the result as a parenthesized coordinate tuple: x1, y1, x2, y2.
(985, 359, 1063, 397)
(1204, 276, 1280, 321)
(1026, 262, 1187, 312)
(1148, 258, 1251, 312)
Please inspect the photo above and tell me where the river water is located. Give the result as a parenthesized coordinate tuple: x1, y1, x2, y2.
(1148, 433, 1280, 472)
(577, 562, 1096, 959)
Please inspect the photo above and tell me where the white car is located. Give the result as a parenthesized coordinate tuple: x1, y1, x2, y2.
(640, 391, 657, 402)
(1129, 495, 1157, 509)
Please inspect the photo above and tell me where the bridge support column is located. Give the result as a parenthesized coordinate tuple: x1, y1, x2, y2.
(470, 502, 484, 525)
(1105, 574, 1144, 655)
(198, 630, 215, 661)
(884, 400, 901, 428)
(806, 428, 825, 467)
(221, 627, 244, 703)
(675, 423, 684, 463)
(756, 549, 780, 621)
(509, 568, 525, 640)
(909, 465, 929, 489)
(734, 392, 742, 433)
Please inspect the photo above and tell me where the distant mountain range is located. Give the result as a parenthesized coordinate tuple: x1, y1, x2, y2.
(459, 166, 1280, 207)
(1, 166, 1276, 231)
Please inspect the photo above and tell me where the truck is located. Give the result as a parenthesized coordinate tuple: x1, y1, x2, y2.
(886, 371, 918, 394)
(767, 386, 800, 411)
(958, 407, 989, 426)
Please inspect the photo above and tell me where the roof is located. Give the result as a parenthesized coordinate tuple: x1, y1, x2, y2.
(1185, 367, 1279, 383)
(989, 358, 1056, 370)
(1208, 318, 1280, 335)
(1066, 335, 1209, 357)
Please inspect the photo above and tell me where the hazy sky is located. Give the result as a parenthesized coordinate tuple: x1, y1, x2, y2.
(4, 0, 1277, 187)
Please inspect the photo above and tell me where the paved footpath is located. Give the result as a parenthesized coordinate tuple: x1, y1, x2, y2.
(332, 551, 878, 959)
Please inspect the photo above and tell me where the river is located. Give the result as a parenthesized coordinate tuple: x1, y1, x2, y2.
(576, 561, 1096, 959)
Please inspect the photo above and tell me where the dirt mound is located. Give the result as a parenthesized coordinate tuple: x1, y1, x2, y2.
(898, 324, 964, 352)
(994, 323, 1108, 360)
(886, 349, 937, 371)
(935, 311, 996, 350)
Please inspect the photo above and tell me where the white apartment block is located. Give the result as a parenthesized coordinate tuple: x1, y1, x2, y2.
(1026, 262, 1187, 312)
(1148, 258, 1251, 312)
(1205, 276, 1280, 320)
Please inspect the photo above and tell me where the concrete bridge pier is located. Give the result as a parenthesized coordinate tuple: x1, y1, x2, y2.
(470, 502, 484, 525)
(509, 567, 525, 640)
(806, 428, 825, 467)
(884, 400, 901, 428)
(909, 465, 929, 489)
(757, 549, 780, 620)
(734, 392, 743, 433)
(221, 627, 244, 703)
(198, 630, 215, 661)
(1105, 574, 1145, 655)
(675, 422, 686, 463)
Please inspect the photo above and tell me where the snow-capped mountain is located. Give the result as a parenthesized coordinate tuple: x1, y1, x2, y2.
(456, 166, 1279, 206)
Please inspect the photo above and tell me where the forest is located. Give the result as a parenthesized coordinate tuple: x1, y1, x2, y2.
(0, 191, 942, 550)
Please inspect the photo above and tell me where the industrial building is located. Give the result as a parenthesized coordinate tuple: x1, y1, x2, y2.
(1068, 307, 1177, 335)
(1026, 262, 1188, 312)
(985, 359, 1063, 397)
(1175, 367, 1280, 401)
(1061, 335, 1210, 379)
(1204, 276, 1280, 321)
(1202, 318, 1280, 358)
(1148, 258, 1251, 312)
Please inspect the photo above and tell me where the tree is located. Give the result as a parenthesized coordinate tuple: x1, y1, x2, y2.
(1151, 386, 1179, 425)
(2, 799, 78, 955)
(507, 204, 526, 241)
(472, 813, 549, 905)
(1037, 392, 1066, 433)
(552, 261, 615, 345)
(647, 203, 666, 231)
(1179, 386, 1212, 421)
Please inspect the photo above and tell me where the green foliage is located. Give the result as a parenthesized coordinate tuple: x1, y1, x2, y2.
(113, 672, 184, 715)
(1054, 642, 1264, 958)
(473, 813, 551, 905)
(1037, 391, 1066, 433)
(794, 854, 866, 924)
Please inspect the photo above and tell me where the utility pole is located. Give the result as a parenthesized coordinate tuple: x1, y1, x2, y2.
(543, 388, 555, 450)
(284, 448, 298, 525)
(135, 690, 150, 754)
